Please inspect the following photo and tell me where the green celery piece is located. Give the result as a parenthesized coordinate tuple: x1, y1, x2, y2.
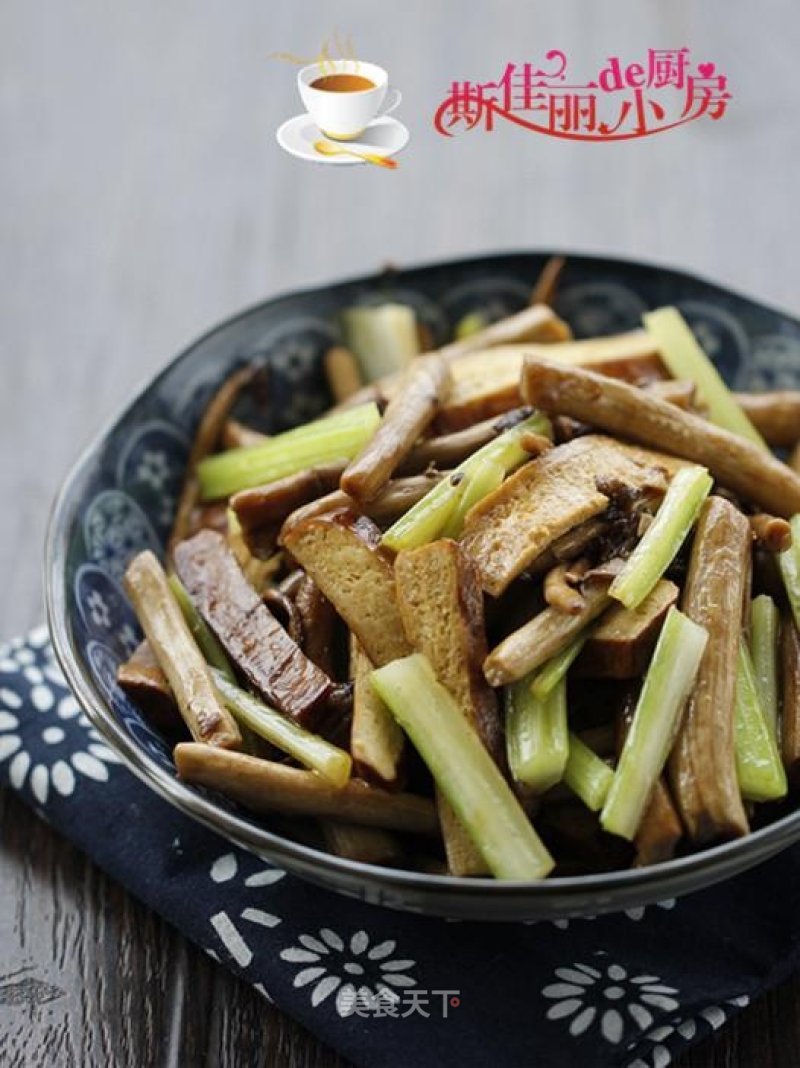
(563, 733, 614, 812)
(734, 640, 788, 802)
(441, 456, 506, 539)
(779, 515, 800, 631)
(454, 311, 489, 340)
(371, 654, 554, 879)
(197, 402, 381, 499)
(530, 633, 588, 701)
(601, 607, 708, 840)
(749, 595, 780, 741)
(167, 573, 235, 682)
(643, 307, 768, 448)
(212, 670, 352, 786)
(609, 465, 713, 610)
(381, 411, 552, 552)
(340, 304, 420, 381)
(505, 673, 569, 794)
(397, 478, 461, 546)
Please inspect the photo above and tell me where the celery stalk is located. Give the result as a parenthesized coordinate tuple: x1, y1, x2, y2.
(643, 307, 768, 448)
(563, 733, 614, 812)
(197, 402, 381, 499)
(212, 670, 352, 787)
(734, 640, 788, 802)
(749, 595, 780, 740)
(382, 411, 551, 552)
(371, 654, 554, 879)
(601, 607, 708, 840)
(779, 515, 800, 631)
(168, 573, 235, 682)
(340, 304, 420, 381)
(454, 311, 489, 340)
(441, 456, 506, 539)
(399, 480, 462, 545)
(530, 634, 588, 701)
(609, 465, 713, 610)
(505, 674, 569, 794)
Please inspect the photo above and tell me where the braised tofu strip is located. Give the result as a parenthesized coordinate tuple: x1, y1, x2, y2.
(395, 539, 501, 876)
(173, 530, 333, 724)
(280, 509, 411, 667)
(395, 540, 501, 758)
(119, 286, 800, 881)
(575, 580, 679, 679)
(349, 636, 405, 788)
(436, 331, 665, 431)
(461, 435, 668, 597)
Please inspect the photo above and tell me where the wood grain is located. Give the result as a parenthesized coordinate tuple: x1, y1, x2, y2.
(0, 789, 350, 1068)
(1, 0, 800, 1064)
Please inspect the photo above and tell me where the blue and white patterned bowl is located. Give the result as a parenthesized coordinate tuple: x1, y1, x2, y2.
(45, 252, 800, 920)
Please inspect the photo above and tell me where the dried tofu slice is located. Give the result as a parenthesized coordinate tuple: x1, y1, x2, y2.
(435, 331, 664, 430)
(395, 539, 501, 758)
(461, 436, 668, 597)
(350, 637, 405, 789)
(395, 539, 501, 876)
(174, 530, 332, 724)
(575, 580, 679, 678)
(280, 508, 411, 667)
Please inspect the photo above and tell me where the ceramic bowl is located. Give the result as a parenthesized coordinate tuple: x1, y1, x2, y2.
(45, 251, 800, 920)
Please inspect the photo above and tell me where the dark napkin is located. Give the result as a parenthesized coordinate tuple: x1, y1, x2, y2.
(2, 626, 798, 1068)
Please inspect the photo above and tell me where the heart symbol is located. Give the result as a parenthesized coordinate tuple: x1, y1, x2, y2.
(697, 62, 716, 79)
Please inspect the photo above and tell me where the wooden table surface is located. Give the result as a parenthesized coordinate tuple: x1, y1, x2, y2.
(2, 2, 799, 1064)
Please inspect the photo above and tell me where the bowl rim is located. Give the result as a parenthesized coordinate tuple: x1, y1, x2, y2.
(44, 248, 800, 912)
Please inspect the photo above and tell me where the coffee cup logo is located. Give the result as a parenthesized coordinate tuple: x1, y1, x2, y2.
(275, 41, 409, 167)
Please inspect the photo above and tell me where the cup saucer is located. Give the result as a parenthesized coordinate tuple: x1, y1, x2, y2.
(276, 113, 410, 164)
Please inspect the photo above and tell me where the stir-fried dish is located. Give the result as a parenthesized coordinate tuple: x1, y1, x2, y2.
(118, 258, 800, 880)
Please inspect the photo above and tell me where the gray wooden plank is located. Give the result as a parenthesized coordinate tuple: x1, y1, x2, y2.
(0, 789, 351, 1068)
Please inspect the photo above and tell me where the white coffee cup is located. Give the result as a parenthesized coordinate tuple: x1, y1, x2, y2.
(298, 59, 401, 141)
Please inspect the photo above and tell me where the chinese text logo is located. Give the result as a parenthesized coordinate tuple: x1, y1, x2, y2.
(434, 48, 730, 141)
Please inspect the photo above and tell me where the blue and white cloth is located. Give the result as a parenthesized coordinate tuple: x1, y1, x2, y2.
(2, 625, 799, 1067)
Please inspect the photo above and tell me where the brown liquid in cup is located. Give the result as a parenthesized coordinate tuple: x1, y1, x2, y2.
(310, 74, 375, 93)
